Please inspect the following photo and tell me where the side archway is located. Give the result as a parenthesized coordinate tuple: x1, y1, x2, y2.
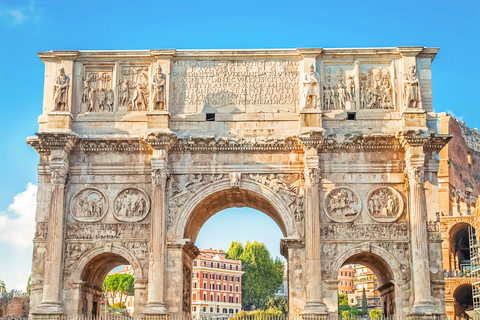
(65, 243, 144, 316)
(329, 243, 404, 316)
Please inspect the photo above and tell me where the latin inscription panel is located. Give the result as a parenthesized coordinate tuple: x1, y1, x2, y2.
(171, 60, 300, 114)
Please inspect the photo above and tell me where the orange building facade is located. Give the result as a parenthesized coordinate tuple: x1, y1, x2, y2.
(191, 249, 244, 317)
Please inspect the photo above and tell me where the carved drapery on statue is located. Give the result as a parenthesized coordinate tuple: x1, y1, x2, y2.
(53, 68, 69, 111)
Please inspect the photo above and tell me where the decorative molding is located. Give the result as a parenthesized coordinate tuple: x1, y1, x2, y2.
(320, 223, 409, 241)
(171, 136, 303, 152)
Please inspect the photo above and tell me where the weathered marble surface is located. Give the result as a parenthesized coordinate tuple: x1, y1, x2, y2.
(28, 47, 450, 319)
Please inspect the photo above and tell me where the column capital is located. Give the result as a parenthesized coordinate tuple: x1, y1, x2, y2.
(151, 169, 168, 186)
(406, 166, 425, 185)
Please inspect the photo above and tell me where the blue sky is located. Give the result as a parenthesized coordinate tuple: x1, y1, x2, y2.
(0, 0, 479, 290)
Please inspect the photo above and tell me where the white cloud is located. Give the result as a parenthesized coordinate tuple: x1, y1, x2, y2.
(0, 0, 38, 26)
(0, 183, 37, 249)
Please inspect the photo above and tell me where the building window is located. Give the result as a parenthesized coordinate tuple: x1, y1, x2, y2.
(230, 276, 234, 281)
(217, 274, 221, 280)
(223, 308, 227, 313)
(193, 261, 197, 266)
(217, 295, 220, 302)
(203, 283, 207, 289)
(193, 293, 197, 300)
(210, 307, 213, 313)
(217, 284, 221, 290)
(211, 284, 214, 290)
(229, 296, 233, 303)
(229, 309, 234, 314)
(230, 285, 233, 292)
(223, 264, 226, 269)
(236, 265, 239, 271)
(223, 285, 226, 291)
(203, 273, 208, 279)
(223, 296, 227, 303)
(236, 296, 239, 303)
(203, 293, 207, 301)
(349, 282, 352, 286)
(211, 294, 214, 301)
(193, 282, 197, 288)
(236, 286, 239, 292)
(193, 307, 196, 311)
(230, 265, 233, 270)
(210, 273, 215, 280)
(341, 289, 344, 293)
(341, 271, 343, 276)
(193, 272, 197, 278)
(224, 275, 228, 281)
(203, 307, 206, 312)
(235, 276, 239, 282)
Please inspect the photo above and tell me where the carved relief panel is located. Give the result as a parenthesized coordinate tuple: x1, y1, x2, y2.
(324, 187, 361, 222)
(81, 65, 115, 113)
(323, 63, 358, 111)
(70, 188, 108, 222)
(119, 65, 150, 111)
(359, 63, 395, 110)
(113, 188, 150, 222)
(366, 187, 404, 222)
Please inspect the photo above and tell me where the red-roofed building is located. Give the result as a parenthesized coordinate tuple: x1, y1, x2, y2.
(191, 249, 244, 317)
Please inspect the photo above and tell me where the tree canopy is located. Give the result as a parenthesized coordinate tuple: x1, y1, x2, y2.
(226, 240, 284, 310)
(361, 287, 368, 315)
(102, 273, 135, 305)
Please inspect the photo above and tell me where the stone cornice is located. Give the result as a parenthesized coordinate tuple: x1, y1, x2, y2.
(298, 130, 325, 149)
(397, 130, 451, 150)
(144, 130, 178, 151)
(26, 136, 50, 155)
(171, 136, 303, 152)
(35, 132, 78, 152)
(320, 133, 401, 151)
(74, 137, 151, 153)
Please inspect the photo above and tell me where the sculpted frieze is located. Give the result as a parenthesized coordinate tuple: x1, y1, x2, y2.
(183, 266, 192, 313)
(366, 187, 404, 222)
(122, 241, 149, 259)
(359, 66, 393, 109)
(70, 188, 108, 222)
(66, 223, 149, 240)
(324, 187, 361, 222)
(323, 64, 357, 111)
(114, 188, 150, 222)
(168, 174, 224, 225)
(64, 243, 94, 276)
(302, 63, 321, 109)
(119, 66, 150, 111)
(151, 65, 166, 111)
(403, 64, 421, 109)
(35, 222, 48, 240)
(82, 66, 114, 113)
(320, 223, 409, 241)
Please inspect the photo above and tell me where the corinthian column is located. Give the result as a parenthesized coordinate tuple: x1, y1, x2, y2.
(143, 149, 168, 315)
(34, 133, 77, 315)
(407, 164, 436, 314)
(303, 148, 327, 316)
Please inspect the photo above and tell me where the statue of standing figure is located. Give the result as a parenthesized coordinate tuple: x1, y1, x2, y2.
(53, 68, 69, 111)
(403, 64, 421, 108)
(152, 65, 166, 111)
(346, 75, 355, 101)
(302, 63, 320, 109)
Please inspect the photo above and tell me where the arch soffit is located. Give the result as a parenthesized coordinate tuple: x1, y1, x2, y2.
(173, 179, 297, 241)
(448, 220, 474, 239)
(330, 243, 402, 287)
(71, 243, 144, 283)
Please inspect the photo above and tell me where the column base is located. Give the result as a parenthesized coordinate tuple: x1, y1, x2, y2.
(142, 302, 168, 315)
(302, 300, 328, 319)
(31, 301, 65, 319)
(409, 300, 438, 316)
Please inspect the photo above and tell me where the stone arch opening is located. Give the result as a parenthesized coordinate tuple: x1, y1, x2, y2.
(334, 250, 398, 317)
(449, 222, 475, 274)
(180, 183, 296, 317)
(453, 283, 473, 318)
(69, 245, 144, 316)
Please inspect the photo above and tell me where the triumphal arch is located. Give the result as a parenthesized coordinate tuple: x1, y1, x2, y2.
(28, 47, 450, 318)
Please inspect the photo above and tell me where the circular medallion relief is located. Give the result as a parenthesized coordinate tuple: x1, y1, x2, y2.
(366, 186, 404, 222)
(324, 187, 361, 222)
(70, 188, 108, 222)
(113, 187, 150, 222)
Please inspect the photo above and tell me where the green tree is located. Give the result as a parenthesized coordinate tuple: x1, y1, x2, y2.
(350, 307, 361, 317)
(26, 275, 31, 296)
(226, 240, 244, 260)
(370, 309, 382, 320)
(103, 273, 135, 305)
(227, 240, 284, 310)
(265, 296, 288, 315)
(361, 287, 368, 315)
(0, 279, 5, 293)
(338, 293, 350, 315)
(341, 310, 351, 320)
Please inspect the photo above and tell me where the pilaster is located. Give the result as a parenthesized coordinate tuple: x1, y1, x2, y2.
(32, 132, 77, 317)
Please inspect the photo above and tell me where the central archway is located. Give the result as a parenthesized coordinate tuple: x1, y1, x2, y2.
(170, 179, 302, 316)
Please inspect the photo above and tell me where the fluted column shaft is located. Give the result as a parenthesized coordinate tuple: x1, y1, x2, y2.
(143, 152, 168, 314)
(408, 165, 436, 314)
(303, 150, 327, 315)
